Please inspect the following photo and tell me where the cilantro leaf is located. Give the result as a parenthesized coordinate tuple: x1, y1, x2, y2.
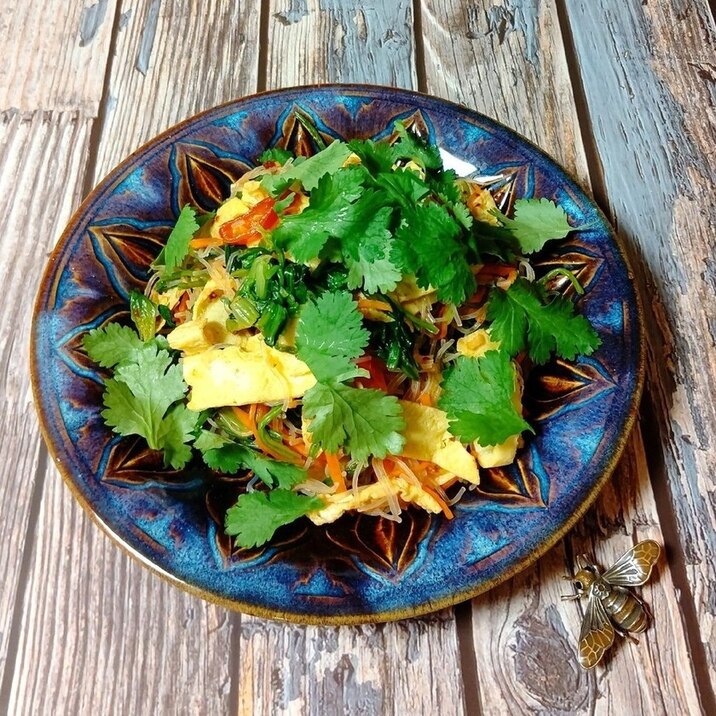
(83, 324, 144, 368)
(261, 140, 352, 195)
(163, 205, 199, 273)
(486, 278, 601, 364)
(374, 170, 430, 209)
(194, 430, 232, 453)
(158, 405, 200, 469)
(391, 121, 443, 171)
(225, 489, 324, 548)
(393, 201, 475, 305)
(438, 351, 532, 446)
(101, 344, 188, 454)
(203, 443, 307, 489)
(295, 291, 369, 382)
(258, 147, 293, 165)
(347, 137, 395, 173)
(342, 205, 401, 294)
(302, 382, 405, 461)
(272, 170, 365, 262)
(495, 198, 575, 254)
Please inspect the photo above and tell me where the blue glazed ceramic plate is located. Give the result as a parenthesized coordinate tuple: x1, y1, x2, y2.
(31, 85, 643, 623)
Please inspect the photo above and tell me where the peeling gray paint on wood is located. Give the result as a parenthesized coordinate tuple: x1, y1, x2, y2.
(275, 0, 310, 25)
(79, 0, 109, 46)
(267, 0, 416, 89)
(565, 0, 716, 686)
(136, 0, 161, 76)
(481, 0, 538, 64)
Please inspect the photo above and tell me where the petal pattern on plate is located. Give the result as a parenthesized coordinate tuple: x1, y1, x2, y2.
(100, 436, 198, 488)
(532, 245, 605, 298)
(525, 358, 616, 423)
(171, 142, 249, 211)
(324, 510, 434, 580)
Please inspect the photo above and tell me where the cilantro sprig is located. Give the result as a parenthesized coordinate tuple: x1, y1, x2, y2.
(84, 331, 199, 469)
(295, 291, 406, 460)
(438, 351, 532, 446)
(225, 490, 324, 548)
(486, 278, 601, 364)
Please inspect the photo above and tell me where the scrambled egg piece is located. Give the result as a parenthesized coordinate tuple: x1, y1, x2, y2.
(167, 279, 241, 355)
(467, 186, 500, 226)
(182, 335, 316, 411)
(456, 329, 501, 359)
(399, 400, 479, 483)
(390, 275, 436, 314)
(308, 476, 442, 525)
(457, 330, 524, 468)
(239, 180, 270, 207)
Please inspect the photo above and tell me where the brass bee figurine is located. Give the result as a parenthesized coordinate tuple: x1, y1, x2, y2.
(562, 540, 661, 669)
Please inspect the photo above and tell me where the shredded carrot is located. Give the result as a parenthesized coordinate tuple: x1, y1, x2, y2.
(325, 453, 347, 492)
(357, 298, 391, 313)
(231, 405, 303, 465)
(423, 485, 454, 518)
(476, 264, 518, 285)
(189, 236, 222, 249)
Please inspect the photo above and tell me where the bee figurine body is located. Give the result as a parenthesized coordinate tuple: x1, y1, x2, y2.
(564, 540, 660, 669)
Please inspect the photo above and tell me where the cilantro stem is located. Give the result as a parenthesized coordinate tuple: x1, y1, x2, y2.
(539, 268, 585, 295)
(383, 295, 440, 335)
(294, 110, 327, 151)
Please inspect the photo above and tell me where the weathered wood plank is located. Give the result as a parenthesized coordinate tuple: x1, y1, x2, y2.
(232, 6, 467, 716)
(94, 0, 262, 176)
(421, 1, 702, 713)
(266, 0, 416, 90)
(0, 109, 93, 696)
(8, 475, 234, 715)
(237, 612, 465, 715)
(8, 1, 261, 712)
(564, 0, 716, 693)
(0, 0, 118, 113)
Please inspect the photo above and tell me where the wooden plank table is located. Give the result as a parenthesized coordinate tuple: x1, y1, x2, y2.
(0, 1, 713, 713)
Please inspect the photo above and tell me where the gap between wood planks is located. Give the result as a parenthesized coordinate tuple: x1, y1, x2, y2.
(553, 1, 716, 713)
(0, 441, 48, 714)
(0, 2, 123, 711)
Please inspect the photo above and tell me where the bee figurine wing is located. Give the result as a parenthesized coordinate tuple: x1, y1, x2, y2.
(601, 539, 661, 587)
(579, 593, 615, 669)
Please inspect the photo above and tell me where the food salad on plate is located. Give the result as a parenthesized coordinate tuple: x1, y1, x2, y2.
(83, 116, 600, 548)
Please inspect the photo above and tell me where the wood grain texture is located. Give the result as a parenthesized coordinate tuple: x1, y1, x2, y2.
(6, 1, 261, 712)
(237, 612, 465, 715)
(0, 109, 92, 693)
(94, 0, 262, 179)
(7, 473, 234, 715)
(0, 0, 118, 113)
(232, 7, 467, 716)
(564, 0, 716, 691)
(421, 1, 702, 712)
(266, 0, 416, 89)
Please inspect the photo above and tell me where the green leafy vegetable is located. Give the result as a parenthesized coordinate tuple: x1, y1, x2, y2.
(295, 291, 368, 382)
(163, 205, 199, 273)
(202, 443, 308, 490)
(438, 351, 532, 446)
(272, 170, 365, 262)
(391, 121, 442, 171)
(302, 382, 405, 461)
(296, 291, 406, 459)
(100, 343, 196, 468)
(258, 147, 293, 165)
(494, 198, 575, 255)
(83, 324, 144, 368)
(393, 201, 475, 305)
(130, 290, 157, 341)
(225, 489, 324, 548)
(261, 140, 352, 195)
(486, 278, 601, 364)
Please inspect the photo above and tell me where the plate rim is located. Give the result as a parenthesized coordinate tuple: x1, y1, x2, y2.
(31, 83, 646, 624)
